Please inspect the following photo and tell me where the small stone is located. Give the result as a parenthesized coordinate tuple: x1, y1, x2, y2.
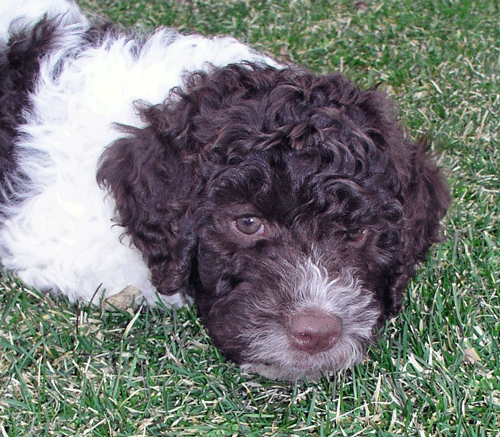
(102, 285, 141, 311)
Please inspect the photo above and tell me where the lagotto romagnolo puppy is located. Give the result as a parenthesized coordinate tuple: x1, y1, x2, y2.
(0, 0, 449, 380)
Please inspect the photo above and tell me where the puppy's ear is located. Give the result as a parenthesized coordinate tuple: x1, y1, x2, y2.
(387, 139, 450, 316)
(97, 125, 198, 297)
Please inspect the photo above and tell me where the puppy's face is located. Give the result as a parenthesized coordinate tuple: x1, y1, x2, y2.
(190, 149, 403, 380)
(97, 65, 449, 380)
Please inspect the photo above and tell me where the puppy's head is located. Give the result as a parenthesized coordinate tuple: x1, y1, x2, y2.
(97, 64, 449, 380)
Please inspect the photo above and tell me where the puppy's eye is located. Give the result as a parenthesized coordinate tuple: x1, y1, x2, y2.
(235, 217, 264, 235)
(347, 228, 367, 242)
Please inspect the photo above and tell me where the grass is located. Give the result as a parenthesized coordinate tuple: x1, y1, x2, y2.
(1, 0, 499, 435)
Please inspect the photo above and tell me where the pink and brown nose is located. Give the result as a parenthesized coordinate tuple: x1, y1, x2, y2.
(288, 309, 342, 354)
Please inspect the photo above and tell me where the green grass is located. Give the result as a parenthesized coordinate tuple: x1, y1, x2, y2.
(1, 0, 499, 435)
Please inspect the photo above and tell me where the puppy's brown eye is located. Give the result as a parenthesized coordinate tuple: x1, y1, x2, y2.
(235, 217, 264, 235)
(348, 228, 366, 242)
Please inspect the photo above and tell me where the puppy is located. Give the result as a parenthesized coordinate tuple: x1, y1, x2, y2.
(0, 0, 449, 380)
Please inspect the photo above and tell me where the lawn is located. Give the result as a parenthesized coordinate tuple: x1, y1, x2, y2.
(1, 0, 499, 435)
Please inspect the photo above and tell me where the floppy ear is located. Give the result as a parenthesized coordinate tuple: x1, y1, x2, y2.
(386, 139, 450, 316)
(96, 124, 199, 297)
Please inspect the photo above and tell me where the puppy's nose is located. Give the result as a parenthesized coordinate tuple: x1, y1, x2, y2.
(288, 309, 342, 355)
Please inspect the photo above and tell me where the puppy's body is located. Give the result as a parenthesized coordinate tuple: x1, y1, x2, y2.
(0, 0, 449, 380)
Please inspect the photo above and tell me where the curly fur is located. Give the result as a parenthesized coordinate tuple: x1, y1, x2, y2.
(0, 0, 449, 380)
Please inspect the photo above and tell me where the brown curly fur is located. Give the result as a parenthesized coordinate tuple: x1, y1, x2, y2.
(97, 63, 449, 378)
